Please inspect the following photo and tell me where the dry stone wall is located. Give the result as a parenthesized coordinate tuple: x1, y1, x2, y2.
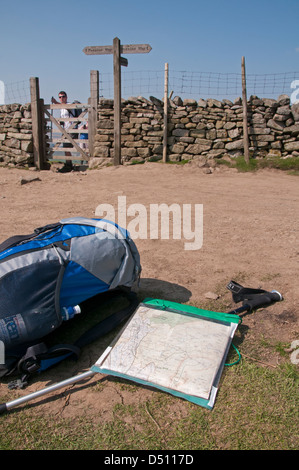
(0, 103, 34, 167)
(0, 95, 298, 168)
(93, 94, 299, 167)
(92, 96, 164, 167)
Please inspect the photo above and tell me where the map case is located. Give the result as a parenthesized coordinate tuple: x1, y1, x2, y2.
(92, 298, 240, 409)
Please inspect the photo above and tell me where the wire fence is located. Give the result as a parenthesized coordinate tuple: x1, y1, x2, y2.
(1, 80, 31, 105)
(101, 70, 299, 101)
(123, 70, 299, 100)
(245, 72, 299, 100)
(170, 71, 241, 100)
(2, 70, 299, 105)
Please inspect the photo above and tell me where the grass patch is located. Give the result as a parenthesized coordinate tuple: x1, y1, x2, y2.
(0, 360, 297, 450)
(128, 159, 145, 165)
(0, 294, 298, 450)
(259, 156, 299, 173)
(220, 155, 299, 173)
(165, 159, 191, 165)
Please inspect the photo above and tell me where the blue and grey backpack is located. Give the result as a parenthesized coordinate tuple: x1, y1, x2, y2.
(0, 217, 141, 388)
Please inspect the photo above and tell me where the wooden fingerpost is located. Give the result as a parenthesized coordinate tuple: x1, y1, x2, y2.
(241, 56, 250, 164)
(83, 39, 152, 166)
(163, 63, 169, 163)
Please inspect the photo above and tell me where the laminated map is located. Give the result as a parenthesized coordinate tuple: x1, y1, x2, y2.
(92, 298, 240, 409)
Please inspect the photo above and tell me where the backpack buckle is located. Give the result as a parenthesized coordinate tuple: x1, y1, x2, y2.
(8, 375, 29, 390)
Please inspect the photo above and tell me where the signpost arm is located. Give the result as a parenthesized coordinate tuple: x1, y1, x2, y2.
(113, 37, 121, 166)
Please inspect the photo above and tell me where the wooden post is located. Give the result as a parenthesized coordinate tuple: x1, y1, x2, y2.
(163, 63, 169, 163)
(89, 70, 99, 158)
(113, 37, 121, 166)
(241, 57, 250, 164)
(30, 77, 46, 169)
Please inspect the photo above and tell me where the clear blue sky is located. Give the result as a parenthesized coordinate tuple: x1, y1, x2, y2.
(1, 0, 299, 104)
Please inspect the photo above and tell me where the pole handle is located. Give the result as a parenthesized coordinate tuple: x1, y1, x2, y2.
(0, 403, 7, 415)
(245, 290, 282, 310)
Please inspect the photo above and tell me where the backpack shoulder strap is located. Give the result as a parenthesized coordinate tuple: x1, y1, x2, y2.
(0, 222, 61, 252)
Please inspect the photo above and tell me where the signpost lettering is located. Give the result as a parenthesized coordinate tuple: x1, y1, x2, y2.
(83, 44, 152, 56)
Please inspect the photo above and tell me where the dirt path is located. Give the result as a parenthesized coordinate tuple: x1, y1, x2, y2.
(0, 162, 298, 418)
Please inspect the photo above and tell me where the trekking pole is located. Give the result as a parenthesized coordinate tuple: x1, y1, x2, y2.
(0, 286, 283, 415)
(227, 289, 283, 316)
(0, 370, 96, 415)
(0, 290, 139, 415)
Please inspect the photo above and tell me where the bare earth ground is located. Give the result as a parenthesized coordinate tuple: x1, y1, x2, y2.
(0, 162, 298, 421)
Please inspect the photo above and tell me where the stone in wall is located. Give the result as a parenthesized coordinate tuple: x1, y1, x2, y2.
(92, 93, 298, 167)
(95, 96, 165, 166)
(0, 103, 34, 167)
(3, 93, 297, 169)
(167, 93, 299, 161)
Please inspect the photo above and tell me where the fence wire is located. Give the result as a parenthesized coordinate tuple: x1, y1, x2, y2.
(99, 70, 164, 99)
(169, 71, 241, 99)
(2, 71, 299, 105)
(245, 72, 299, 99)
(100, 70, 299, 101)
(1, 80, 31, 105)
